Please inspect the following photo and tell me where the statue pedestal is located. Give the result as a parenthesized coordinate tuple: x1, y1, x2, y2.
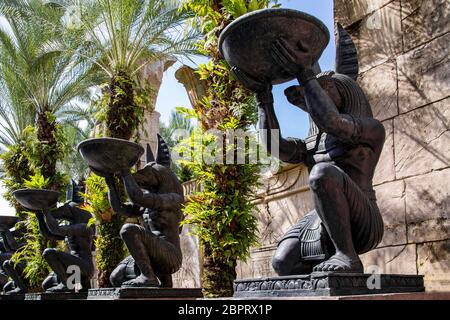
(88, 287, 203, 300)
(24, 292, 88, 300)
(233, 273, 425, 298)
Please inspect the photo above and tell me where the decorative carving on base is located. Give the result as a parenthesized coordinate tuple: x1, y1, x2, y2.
(88, 287, 203, 300)
(234, 273, 425, 297)
(24, 292, 88, 300)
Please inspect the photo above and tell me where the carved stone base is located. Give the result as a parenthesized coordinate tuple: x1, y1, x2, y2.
(24, 292, 88, 300)
(234, 273, 425, 297)
(88, 287, 203, 300)
(0, 293, 25, 300)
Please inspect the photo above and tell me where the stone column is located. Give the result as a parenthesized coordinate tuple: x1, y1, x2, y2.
(136, 59, 175, 167)
(171, 64, 207, 288)
(137, 111, 160, 168)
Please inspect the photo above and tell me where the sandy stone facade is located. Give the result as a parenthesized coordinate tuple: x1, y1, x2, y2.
(334, 0, 449, 291)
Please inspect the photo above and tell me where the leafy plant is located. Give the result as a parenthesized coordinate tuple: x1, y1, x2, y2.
(81, 173, 113, 224)
(81, 173, 126, 287)
(23, 173, 51, 190)
(0, 142, 34, 211)
(179, 0, 278, 297)
(22, 116, 70, 191)
(11, 212, 53, 291)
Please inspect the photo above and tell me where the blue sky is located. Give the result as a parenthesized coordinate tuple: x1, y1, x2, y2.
(156, 0, 335, 139)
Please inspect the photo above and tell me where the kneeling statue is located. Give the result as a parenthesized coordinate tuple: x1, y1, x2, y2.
(233, 26, 385, 274)
(100, 135, 184, 287)
(36, 187, 94, 292)
(1, 227, 27, 294)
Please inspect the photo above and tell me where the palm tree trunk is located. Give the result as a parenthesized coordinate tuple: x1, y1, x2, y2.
(36, 111, 57, 181)
(202, 244, 237, 297)
(106, 71, 139, 140)
(96, 212, 126, 288)
(96, 71, 139, 287)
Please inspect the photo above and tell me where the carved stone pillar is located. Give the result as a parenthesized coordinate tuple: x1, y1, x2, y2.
(174, 65, 207, 107)
(136, 59, 175, 166)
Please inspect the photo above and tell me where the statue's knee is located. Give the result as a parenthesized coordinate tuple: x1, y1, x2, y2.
(109, 267, 124, 287)
(2, 260, 11, 270)
(42, 248, 57, 260)
(120, 223, 140, 240)
(272, 249, 294, 276)
(42, 273, 58, 291)
(309, 163, 341, 191)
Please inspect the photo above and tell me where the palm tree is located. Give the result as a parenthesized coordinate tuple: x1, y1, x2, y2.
(0, 0, 102, 186)
(0, 37, 36, 207)
(47, 0, 199, 140)
(58, 105, 96, 182)
(159, 110, 193, 148)
(159, 110, 194, 182)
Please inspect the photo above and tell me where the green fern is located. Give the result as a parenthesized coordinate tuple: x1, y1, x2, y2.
(23, 173, 51, 189)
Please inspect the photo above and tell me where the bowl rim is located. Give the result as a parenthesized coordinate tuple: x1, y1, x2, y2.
(77, 137, 145, 155)
(218, 8, 330, 57)
(0, 215, 20, 230)
(0, 215, 20, 222)
(12, 188, 61, 196)
(12, 188, 61, 210)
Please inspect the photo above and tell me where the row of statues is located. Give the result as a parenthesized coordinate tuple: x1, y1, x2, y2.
(1, 135, 184, 294)
(1, 8, 385, 296)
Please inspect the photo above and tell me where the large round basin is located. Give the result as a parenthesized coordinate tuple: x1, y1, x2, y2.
(12, 189, 60, 211)
(77, 138, 144, 175)
(219, 8, 329, 85)
(0, 216, 20, 231)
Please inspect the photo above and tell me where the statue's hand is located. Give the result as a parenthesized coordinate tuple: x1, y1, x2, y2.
(231, 66, 271, 93)
(119, 167, 132, 177)
(271, 39, 314, 79)
(284, 85, 307, 112)
(89, 166, 112, 179)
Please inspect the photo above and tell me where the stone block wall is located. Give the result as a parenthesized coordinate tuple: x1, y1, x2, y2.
(236, 165, 313, 279)
(335, 0, 449, 291)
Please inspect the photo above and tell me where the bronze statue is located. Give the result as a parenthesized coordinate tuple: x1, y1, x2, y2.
(35, 184, 95, 293)
(0, 236, 7, 288)
(93, 135, 184, 287)
(0, 226, 27, 294)
(228, 13, 385, 274)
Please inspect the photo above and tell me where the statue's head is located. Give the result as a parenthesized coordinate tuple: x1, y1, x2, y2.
(132, 135, 183, 196)
(284, 71, 372, 118)
(66, 179, 85, 205)
(51, 202, 92, 224)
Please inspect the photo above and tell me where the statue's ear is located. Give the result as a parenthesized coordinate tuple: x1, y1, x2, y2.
(335, 22, 359, 80)
(146, 143, 155, 163)
(156, 134, 171, 168)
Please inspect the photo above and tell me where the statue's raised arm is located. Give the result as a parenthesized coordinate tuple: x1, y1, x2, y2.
(232, 66, 308, 164)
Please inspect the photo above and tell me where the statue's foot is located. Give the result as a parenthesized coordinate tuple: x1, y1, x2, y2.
(313, 252, 363, 273)
(4, 287, 26, 295)
(46, 283, 72, 293)
(122, 275, 159, 287)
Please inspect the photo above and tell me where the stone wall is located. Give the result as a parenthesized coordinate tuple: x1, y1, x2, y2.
(236, 164, 313, 279)
(334, 0, 449, 291)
